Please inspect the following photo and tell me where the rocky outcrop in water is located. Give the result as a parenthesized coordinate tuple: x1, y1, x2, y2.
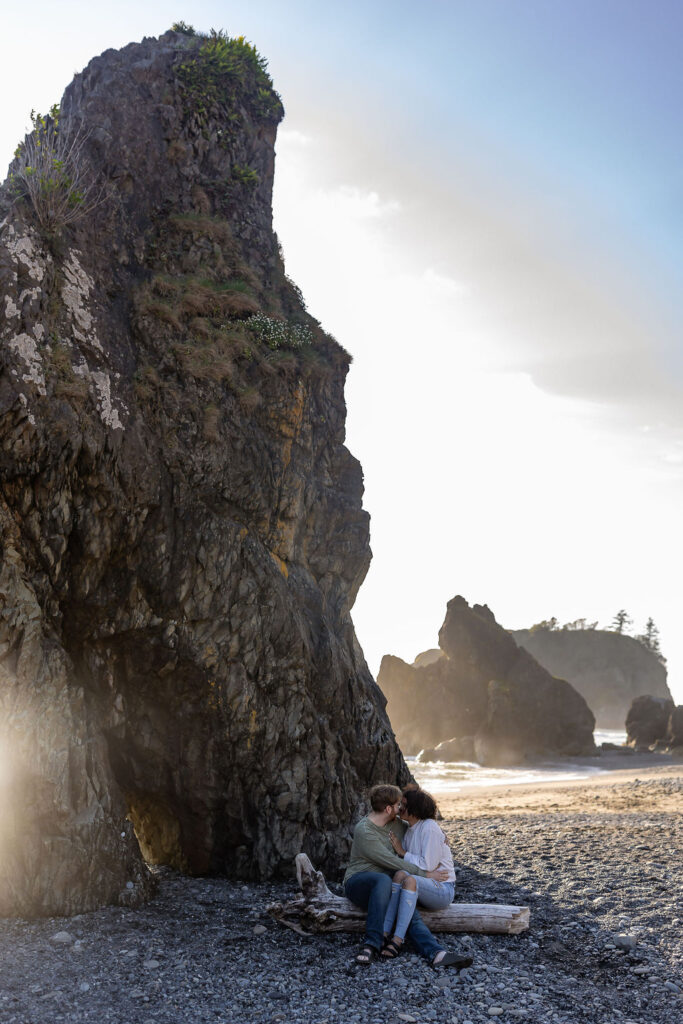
(377, 597, 595, 765)
(0, 29, 407, 918)
(510, 627, 672, 728)
(625, 695, 682, 752)
(668, 706, 683, 749)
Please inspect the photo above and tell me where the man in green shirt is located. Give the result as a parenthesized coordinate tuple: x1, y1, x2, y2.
(344, 784, 473, 968)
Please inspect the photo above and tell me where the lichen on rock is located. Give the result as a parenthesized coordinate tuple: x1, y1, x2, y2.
(6, 332, 46, 394)
(60, 250, 102, 352)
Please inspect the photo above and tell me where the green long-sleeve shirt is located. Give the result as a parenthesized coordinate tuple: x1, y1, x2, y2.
(343, 816, 428, 883)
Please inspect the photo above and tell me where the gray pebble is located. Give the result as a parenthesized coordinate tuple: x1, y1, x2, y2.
(1, 796, 681, 1024)
(613, 933, 638, 950)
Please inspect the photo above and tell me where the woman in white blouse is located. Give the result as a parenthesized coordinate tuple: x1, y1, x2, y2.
(381, 788, 457, 959)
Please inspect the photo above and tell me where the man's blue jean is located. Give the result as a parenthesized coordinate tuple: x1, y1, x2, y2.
(344, 871, 444, 959)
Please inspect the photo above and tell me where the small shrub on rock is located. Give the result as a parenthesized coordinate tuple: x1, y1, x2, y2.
(10, 106, 105, 233)
(176, 30, 283, 126)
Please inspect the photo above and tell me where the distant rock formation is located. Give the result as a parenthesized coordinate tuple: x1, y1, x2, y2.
(625, 695, 682, 752)
(509, 627, 672, 728)
(416, 736, 476, 764)
(412, 648, 443, 668)
(377, 597, 595, 765)
(0, 30, 407, 918)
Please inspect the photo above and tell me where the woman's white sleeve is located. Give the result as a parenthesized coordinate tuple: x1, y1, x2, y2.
(403, 821, 442, 871)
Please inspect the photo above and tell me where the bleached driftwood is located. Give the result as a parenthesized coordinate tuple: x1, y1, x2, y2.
(266, 854, 530, 936)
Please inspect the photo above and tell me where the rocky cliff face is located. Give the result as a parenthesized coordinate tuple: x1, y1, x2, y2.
(377, 597, 595, 764)
(0, 30, 407, 917)
(510, 628, 672, 729)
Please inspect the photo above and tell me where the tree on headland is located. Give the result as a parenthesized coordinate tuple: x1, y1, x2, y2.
(530, 617, 599, 633)
(636, 617, 665, 662)
(529, 617, 559, 632)
(524, 612, 664, 662)
(611, 609, 633, 634)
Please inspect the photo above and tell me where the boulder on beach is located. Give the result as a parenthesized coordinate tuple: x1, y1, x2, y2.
(378, 596, 596, 765)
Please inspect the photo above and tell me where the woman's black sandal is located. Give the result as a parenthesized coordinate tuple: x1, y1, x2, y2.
(381, 939, 403, 959)
(355, 944, 378, 964)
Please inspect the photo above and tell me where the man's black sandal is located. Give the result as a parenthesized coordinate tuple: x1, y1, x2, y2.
(432, 950, 473, 969)
(380, 939, 403, 959)
(355, 944, 378, 964)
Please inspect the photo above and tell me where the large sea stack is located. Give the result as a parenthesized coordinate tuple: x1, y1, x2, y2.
(510, 626, 672, 728)
(378, 597, 595, 764)
(0, 29, 407, 917)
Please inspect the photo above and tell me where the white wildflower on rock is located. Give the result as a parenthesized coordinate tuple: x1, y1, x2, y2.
(246, 312, 312, 350)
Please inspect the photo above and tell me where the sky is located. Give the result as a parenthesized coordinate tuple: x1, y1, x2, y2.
(1, 2, 681, 706)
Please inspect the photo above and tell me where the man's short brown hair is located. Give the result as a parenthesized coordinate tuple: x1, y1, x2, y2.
(369, 784, 402, 812)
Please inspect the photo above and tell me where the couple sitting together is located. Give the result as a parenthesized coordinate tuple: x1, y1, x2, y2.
(343, 784, 473, 968)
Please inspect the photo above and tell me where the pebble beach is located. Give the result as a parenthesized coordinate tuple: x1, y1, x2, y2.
(0, 762, 681, 1024)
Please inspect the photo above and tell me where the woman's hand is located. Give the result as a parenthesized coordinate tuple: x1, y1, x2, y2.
(426, 868, 449, 881)
(389, 833, 405, 857)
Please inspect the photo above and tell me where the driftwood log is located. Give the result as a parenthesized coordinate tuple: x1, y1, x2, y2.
(266, 854, 530, 936)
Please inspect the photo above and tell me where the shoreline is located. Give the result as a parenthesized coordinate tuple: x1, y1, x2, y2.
(435, 758, 683, 818)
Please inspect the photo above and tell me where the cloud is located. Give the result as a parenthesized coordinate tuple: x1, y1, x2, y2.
(332, 186, 401, 220)
(420, 268, 470, 298)
(276, 107, 683, 460)
(277, 128, 311, 147)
